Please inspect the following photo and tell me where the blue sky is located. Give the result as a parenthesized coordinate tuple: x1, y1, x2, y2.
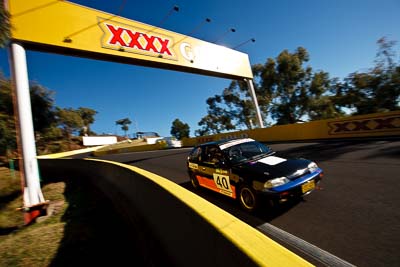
(1, 0, 399, 137)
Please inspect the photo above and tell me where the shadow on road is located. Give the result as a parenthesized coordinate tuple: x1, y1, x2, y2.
(100, 150, 190, 165)
(271, 140, 400, 162)
(179, 181, 302, 227)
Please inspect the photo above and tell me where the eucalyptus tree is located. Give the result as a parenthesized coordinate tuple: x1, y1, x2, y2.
(116, 118, 132, 137)
(335, 37, 400, 114)
(259, 47, 311, 124)
(306, 71, 344, 120)
(170, 118, 190, 139)
(0, 4, 10, 48)
(78, 107, 97, 135)
(196, 68, 271, 135)
(56, 108, 84, 140)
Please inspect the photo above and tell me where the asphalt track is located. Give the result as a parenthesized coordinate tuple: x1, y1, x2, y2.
(92, 139, 400, 267)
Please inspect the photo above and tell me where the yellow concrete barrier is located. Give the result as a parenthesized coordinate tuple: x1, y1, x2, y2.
(38, 158, 314, 267)
(182, 111, 400, 146)
(93, 141, 167, 156)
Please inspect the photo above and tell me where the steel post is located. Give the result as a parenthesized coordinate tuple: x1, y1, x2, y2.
(245, 79, 264, 128)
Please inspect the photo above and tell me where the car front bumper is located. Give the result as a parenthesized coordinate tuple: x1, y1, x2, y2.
(260, 168, 323, 203)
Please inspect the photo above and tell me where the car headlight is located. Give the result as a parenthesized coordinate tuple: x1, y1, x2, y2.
(264, 177, 290, 189)
(308, 162, 318, 173)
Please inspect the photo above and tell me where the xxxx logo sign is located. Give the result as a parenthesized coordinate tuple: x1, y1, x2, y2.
(328, 115, 400, 135)
(99, 19, 176, 60)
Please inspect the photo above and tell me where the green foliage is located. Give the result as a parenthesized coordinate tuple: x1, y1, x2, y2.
(0, 74, 16, 157)
(334, 37, 400, 114)
(0, 77, 57, 133)
(306, 71, 344, 120)
(115, 118, 131, 136)
(1, 72, 100, 158)
(196, 78, 266, 135)
(0, 113, 16, 157)
(263, 47, 318, 124)
(170, 118, 190, 139)
(196, 94, 235, 135)
(197, 38, 399, 134)
(197, 47, 339, 131)
(0, 3, 11, 48)
(0, 73, 13, 114)
(56, 108, 84, 139)
(77, 107, 97, 135)
(0, 72, 98, 158)
(29, 83, 57, 132)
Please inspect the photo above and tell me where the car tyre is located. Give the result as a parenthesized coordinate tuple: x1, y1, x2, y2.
(190, 172, 200, 189)
(238, 184, 258, 213)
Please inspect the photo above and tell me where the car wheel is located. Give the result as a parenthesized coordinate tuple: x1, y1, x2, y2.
(238, 185, 258, 212)
(190, 172, 200, 189)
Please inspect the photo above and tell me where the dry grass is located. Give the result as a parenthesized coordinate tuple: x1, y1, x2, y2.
(0, 166, 24, 230)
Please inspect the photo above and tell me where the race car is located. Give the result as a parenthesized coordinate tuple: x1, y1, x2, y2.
(186, 138, 323, 212)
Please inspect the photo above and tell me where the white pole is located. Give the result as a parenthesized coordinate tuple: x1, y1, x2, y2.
(9, 42, 45, 207)
(245, 79, 264, 128)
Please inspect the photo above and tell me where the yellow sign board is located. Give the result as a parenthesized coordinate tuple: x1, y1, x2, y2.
(8, 0, 253, 79)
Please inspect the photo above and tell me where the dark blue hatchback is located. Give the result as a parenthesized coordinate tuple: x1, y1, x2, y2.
(187, 138, 323, 212)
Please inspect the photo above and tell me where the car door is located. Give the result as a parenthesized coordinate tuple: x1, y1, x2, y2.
(196, 145, 236, 199)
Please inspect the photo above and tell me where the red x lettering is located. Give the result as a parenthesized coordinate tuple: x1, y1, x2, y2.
(353, 120, 371, 131)
(333, 122, 351, 133)
(126, 30, 144, 50)
(106, 24, 127, 46)
(375, 118, 397, 129)
(142, 34, 158, 53)
(158, 38, 172, 55)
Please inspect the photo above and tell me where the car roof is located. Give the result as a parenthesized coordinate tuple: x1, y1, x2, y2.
(196, 138, 255, 148)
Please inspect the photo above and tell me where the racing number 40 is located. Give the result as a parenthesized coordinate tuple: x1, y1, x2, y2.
(213, 174, 232, 193)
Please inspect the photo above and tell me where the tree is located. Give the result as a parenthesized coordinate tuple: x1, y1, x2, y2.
(260, 47, 312, 124)
(0, 72, 13, 114)
(306, 71, 344, 120)
(0, 74, 60, 155)
(78, 107, 97, 136)
(0, 3, 10, 48)
(116, 118, 131, 137)
(0, 113, 16, 157)
(196, 76, 270, 135)
(196, 94, 235, 135)
(56, 108, 84, 140)
(29, 83, 57, 132)
(334, 37, 400, 114)
(0, 78, 57, 132)
(222, 79, 268, 129)
(170, 119, 190, 140)
(196, 47, 339, 133)
(0, 71, 100, 156)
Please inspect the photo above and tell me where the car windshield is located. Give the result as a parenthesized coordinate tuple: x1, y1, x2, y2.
(220, 140, 274, 165)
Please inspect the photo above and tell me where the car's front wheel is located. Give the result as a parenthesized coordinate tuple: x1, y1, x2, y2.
(238, 185, 258, 212)
(190, 172, 200, 189)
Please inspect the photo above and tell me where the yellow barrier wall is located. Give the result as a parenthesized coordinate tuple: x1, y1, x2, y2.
(38, 158, 313, 267)
(182, 111, 400, 146)
(93, 142, 167, 156)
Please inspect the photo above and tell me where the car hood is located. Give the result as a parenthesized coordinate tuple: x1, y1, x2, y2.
(232, 155, 312, 181)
